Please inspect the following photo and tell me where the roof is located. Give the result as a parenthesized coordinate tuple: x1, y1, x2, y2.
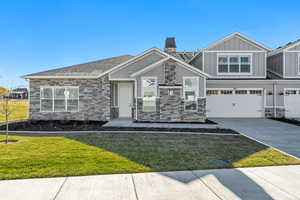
(23, 55, 134, 79)
(171, 52, 195, 63)
(269, 38, 300, 56)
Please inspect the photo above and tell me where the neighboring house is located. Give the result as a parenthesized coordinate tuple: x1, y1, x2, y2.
(22, 32, 300, 122)
(9, 86, 28, 99)
(267, 39, 300, 118)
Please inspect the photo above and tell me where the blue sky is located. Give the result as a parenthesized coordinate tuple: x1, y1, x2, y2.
(0, 0, 300, 87)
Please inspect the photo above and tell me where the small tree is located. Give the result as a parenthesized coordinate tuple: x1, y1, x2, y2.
(0, 87, 11, 144)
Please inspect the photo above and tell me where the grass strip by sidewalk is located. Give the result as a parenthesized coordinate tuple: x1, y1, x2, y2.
(0, 133, 299, 180)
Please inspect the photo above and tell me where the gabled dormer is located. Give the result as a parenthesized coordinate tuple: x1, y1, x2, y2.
(189, 32, 271, 79)
(268, 39, 300, 79)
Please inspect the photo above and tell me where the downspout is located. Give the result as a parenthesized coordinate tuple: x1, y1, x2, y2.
(273, 81, 277, 118)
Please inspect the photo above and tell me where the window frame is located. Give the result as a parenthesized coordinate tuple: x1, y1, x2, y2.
(183, 77, 199, 112)
(141, 77, 157, 112)
(298, 53, 300, 75)
(217, 54, 252, 75)
(40, 86, 79, 113)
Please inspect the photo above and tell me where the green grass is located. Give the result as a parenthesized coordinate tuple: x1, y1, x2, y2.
(0, 133, 299, 180)
(0, 100, 28, 122)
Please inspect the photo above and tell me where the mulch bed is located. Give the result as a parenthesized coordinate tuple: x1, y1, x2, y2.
(134, 119, 217, 124)
(271, 118, 300, 127)
(0, 120, 239, 134)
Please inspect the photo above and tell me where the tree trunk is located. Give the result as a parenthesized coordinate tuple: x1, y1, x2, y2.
(5, 99, 8, 144)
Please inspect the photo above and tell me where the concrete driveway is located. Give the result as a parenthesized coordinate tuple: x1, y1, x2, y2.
(212, 118, 300, 158)
(1, 166, 300, 200)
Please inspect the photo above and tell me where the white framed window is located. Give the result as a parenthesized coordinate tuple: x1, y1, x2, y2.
(183, 77, 199, 111)
(217, 54, 252, 75)
(142, 77, 157, 111)
(40, 86, 79, 112)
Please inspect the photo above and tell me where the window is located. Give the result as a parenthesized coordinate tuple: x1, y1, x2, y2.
(142, 77, 157, 111)
(249, 90, 262, 95)
(235, 90, 247, 95)
(207, 90, 219, 95)
(220, 90, 233, 95)
(40, 87, 79, 112)
(218, 55, 251, 74)
(285, 90, 297, 95)
(183, 77, 199, 111)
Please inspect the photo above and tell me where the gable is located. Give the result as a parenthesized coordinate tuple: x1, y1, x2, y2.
(109, 51, 166, 79)
(287, 42, 300, 51)
(206, 35, 262, 51)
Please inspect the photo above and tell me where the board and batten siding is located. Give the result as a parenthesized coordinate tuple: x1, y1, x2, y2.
(206, 36, 262, 51)
(267, 52, 283, 77)
(203, 51, 266, 78)
(285, 51, 300, 77)
(110, 52, 165, 79)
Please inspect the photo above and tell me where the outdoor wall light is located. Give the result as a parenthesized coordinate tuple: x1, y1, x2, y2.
(169, 89, 174, 96)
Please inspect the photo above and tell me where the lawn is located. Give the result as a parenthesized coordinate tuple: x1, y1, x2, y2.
(0, 133, 299, 180)
(0, 99, 28, 122)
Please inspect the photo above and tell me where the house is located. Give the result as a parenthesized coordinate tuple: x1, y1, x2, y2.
(22, 32, 300, 122)
(267, 39, 300, 118)
(9, 86, 28, 99)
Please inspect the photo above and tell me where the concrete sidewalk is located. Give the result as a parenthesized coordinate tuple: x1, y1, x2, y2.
(1, 165, 300, 200)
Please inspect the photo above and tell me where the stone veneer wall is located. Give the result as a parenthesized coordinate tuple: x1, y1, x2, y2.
(164, 62, 176, 85)
(264, 107, 286, 118)
(29, 75, 111, 121)
(134, 88, 206, 122)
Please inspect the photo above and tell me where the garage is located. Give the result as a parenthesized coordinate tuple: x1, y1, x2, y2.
(284, 89, 300, 118)
(206, 88, 264, 118)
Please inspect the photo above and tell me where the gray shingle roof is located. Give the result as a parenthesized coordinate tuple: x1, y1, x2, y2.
(169, 52, 195, 63)
(23, 55, 133, 78)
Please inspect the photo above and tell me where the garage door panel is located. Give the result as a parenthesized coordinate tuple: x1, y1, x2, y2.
(285, 89, 300, 118)
(206, 89, 264, 118)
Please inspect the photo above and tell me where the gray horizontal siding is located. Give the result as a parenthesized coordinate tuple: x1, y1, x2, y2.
(110, 52, 165, 79)
(204, 52, 266, 77)
(267, 52, 283, 77)
(285, 52, 300, 77)
(136, 61, 205, 97)
(207, 36, 262, 51)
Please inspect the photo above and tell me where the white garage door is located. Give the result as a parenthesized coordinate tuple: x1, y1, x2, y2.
(285, 89, 300, 118)
(206, 89, 264, 118)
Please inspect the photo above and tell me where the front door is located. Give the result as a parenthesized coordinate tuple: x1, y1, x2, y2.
(118, 82, 133, 118)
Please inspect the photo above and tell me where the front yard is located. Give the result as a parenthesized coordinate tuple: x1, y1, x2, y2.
(0, 99, 28, 122)
(0, 133, 299, 180)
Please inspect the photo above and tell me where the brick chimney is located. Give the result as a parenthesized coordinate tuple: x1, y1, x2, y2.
(164, 37, 176, 53)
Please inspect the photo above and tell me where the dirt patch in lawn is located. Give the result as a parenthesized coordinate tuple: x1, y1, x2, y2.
(0, 120, 239, 134)
(0, 139, 18, 144)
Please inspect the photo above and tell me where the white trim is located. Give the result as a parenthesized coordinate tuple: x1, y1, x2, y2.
(205, 50, 266, 53)
(298, 53, 300, 75)
(264, 52, 267, 77)
(101, 48, 165, 77)
(183, 77, 199, 112)
(40, 86, 79, 113)
(109, 78, 136, 81)
(130, 57, 170, 77)
(141, 76, 157, 112)
(216, 53, 253, 75)
(158, 86, 182, 89)
(287, 50, 300, 53)
(285, 41, 300, 52)
(110, 47, 209, 79)
(189, 32, 271, 63)
(283, 51, 286, 78)
(24, 75, 98, 79)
